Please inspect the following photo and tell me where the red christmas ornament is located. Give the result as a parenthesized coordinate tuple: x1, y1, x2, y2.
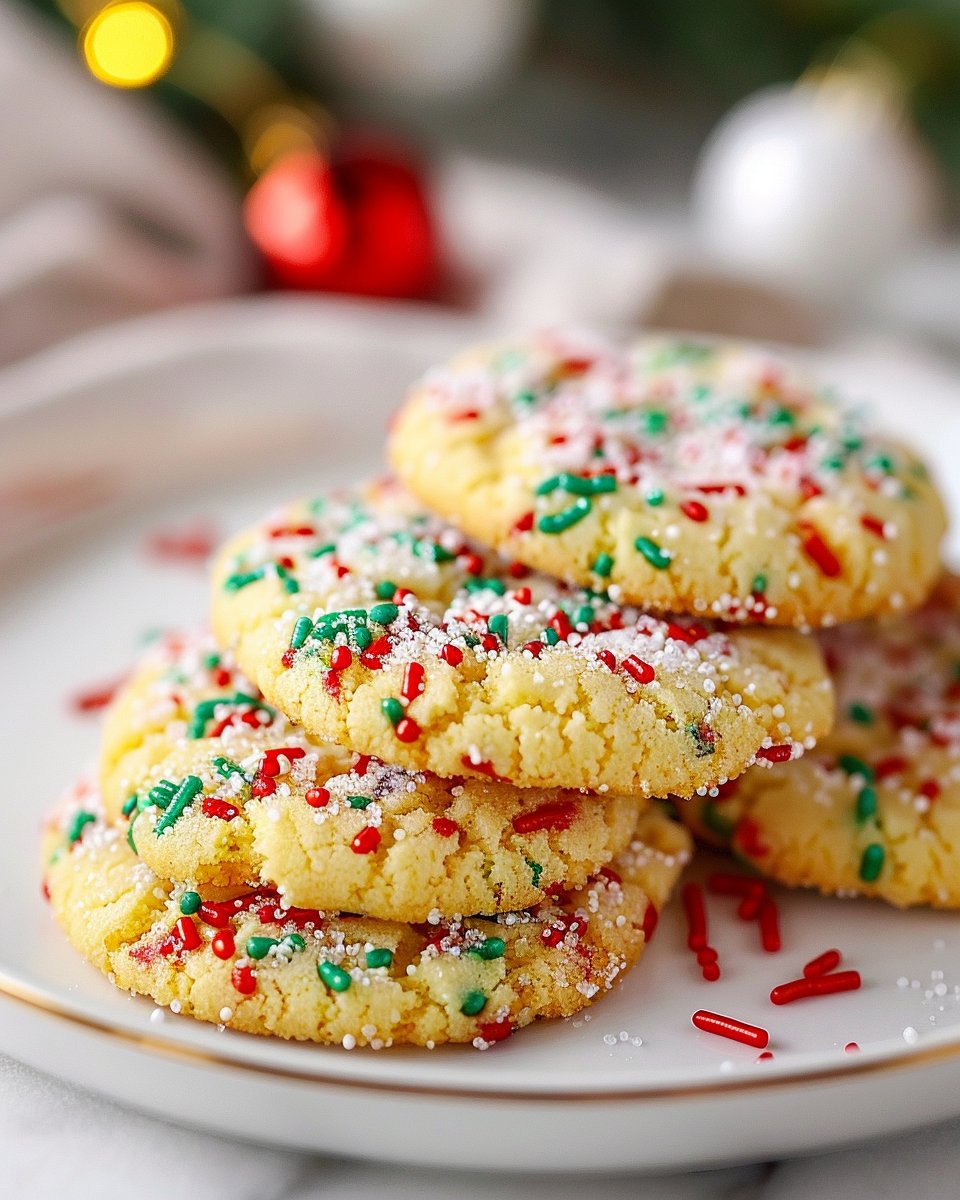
(245, 139, 438, 300)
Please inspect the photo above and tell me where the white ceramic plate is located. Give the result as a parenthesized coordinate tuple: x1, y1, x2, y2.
(2, 298, 960, 1174)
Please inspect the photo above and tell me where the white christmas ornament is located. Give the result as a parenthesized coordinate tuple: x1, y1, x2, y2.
(693, 82, 941, 303)
(295, 0, 540, 100)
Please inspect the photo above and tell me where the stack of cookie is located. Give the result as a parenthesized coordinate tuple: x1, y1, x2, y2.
(43, 332, 948, 1051)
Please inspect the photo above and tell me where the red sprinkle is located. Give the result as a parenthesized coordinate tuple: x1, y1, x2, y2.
(401, 662, 425, 701)
(513, 511, 535, 533)
(738, 887, 767, 921)
(395, 717, 421, 743)
(701, 960, 721, 982)
(844, 1042, 860, 1053)
(459, 552, 484, 576)
(697, 482, 746, 496)
(69, 676, 126, 714)
(439, 643, 463, 667)
(330, 645, 353, 671)
(201, 796, 240, 821)
(305, 787, 330, 808)
(597, 649, 617, 671)
(512, 801, 577, 834)
(622, 655, 655, 685)
(432, 817, 459, 838)
(478, 1018, 512, 1043)
(549, 611, 572, 641)
(175, 916, 201, 951)
(281, 649, 296, 668)
(231, 964, 257, 995)
(641, 901, 659, 942)
(804, 948, 841, 978)
(359, 652, 383, 671)
(211, 929, 235, 960)
(682, 883, 708, 951)
(874, 755, 908, 781)
(799, 476, 823, 501)
(919, 778, 941, 802)
(734, 818, 768, 858)
(860, 514, 888, 538)
(461, 756, 508, 782)
(799, 523, 842, 578)
(756, 744, 793, 764)
(707, 872, 766, 899)
(770, 971, 861, 1005)
(680, 499, 709, 522)
(353, 755, 372, 776)
(351, 825, 381, 854)
(692, 1010, 768, 1048)
(146, 522, 217, 562)
(758, 898, 781, 952)
(513, 587, 532, 605)
(523, 640, 544, 658)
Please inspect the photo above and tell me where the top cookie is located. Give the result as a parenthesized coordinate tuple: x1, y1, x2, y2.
(388, 332, 945, 627)
(210, 480, 834, 796)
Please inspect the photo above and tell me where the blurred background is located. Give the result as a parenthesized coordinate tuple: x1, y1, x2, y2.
(3, 0, 960, 367)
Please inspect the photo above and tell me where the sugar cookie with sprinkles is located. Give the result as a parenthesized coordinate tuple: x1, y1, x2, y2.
(107, 646, 642, 921)
(43, 797, 691, 1048)
(681, 575, 960, 908)
(388, 331, 945, 628)
(210, 482, 834, 797)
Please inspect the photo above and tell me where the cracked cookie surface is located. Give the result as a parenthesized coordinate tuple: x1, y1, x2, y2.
(43, 800, 690, 1048)
(388, 332, 945, 628)
(210, 482, 834, 797)
(102, 634, 642, 921)
(681, 575, 960, 908)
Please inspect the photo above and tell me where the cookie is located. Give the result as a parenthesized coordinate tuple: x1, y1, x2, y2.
(388, 331, 945, 628)
(682, 575, 960, 908)
(103, 634, 641, 920)
(210, 482, 834, 797)
(43, 799, 691, 1048)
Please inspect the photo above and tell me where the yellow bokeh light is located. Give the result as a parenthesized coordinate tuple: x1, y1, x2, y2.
(82, 2, 175, 89)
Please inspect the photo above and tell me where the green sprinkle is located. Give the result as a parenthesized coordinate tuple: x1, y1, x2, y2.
(514, 389, 537, 406)
(281, 575, 299, 594)
(347, 795, 372, 809)
(535, 474, 565, 496)
(224, 568, 265, 592)
(537, 497, 592, 534)
(414, 539, 455, 563)
(213, 755, 246, 782)
(525, 857, 543, 888)
(318, 960, 351, 992)
(381, 697, 404, 726)
(460, 989, 488, 1016)
(843, 435, 863, 452)
(691, 383, 711, 402)
(751, 574, 767, 594)
(488, 613, 509, 644)
(307, 496, 328, 515)
(686, 722, 716, 758)
(147, 779, 177, 809)
(541, 626, 560, 647)
(154, 775, 204, 835)
(821, 455, 845, 471)
(859, 843, 885, 882)
(592, 552, 614, 577)
(635, 536, 672, 570)
(645, 489, 664, 506)
(316, 608, 368, 626)
(121, 794, 138, 818)
(353, 625, 372, 651)
(767, 405, 796, 426)
(465, 577, 507, 596)
(866, 453, 894, 475)
(290, 616, 313, 649)
(375, 580, 397, 599)
(640, 409, 669, 434)
(848, 702, 874, 726)
(472, 937, 506, 961)
(67, 810, 95, 845)
(573, 605, 594, 628)
(369, 602, 399, 625)
(179, 891, 202, 915)
(127, 820, 138, 855)
(246, 936, 277, 960)
(307, 542, 336, 558)
(856, 786, 877, 823)
(203, 653, 221, 669)
(365, 948, 393, 969)
(280, 933, 306, 953)
(839, 754, 874, 782)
